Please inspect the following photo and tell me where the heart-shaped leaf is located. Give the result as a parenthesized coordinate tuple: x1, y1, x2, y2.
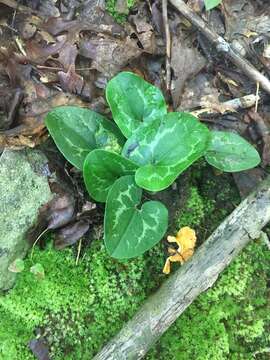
(205, 131, 261, 172)
(204, 0, 222, 11)
(83, 150, 138, 202)
(106, 72, 167, 138)
(45, 106, 125, 170)
(30, 263, 45, 280)
(122, 112, 210, 191)
(135, 161, 197, 192)
(104, 175, 168, 259)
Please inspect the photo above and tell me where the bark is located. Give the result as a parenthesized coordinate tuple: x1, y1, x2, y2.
(94, 175, 270, 360)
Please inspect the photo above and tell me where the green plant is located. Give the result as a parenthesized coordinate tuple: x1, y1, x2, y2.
(204, 0, 222, 10)
(45, 72, 260, 260)
(0, 172, 268, 359)
(106, 0, 136, 23)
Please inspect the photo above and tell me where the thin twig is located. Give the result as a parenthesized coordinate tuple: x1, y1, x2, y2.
(162, 0, 171, 90)
(36, 65, 93, 71)
(191, 93, 260, 117)
(255, 82, 259, 112)
(76, 238, 82, 265)
(30, 228, 48, 262)
(169, 0, 270, 95)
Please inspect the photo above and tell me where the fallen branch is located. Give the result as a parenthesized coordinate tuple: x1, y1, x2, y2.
(162, 0, 171, 90)
(94, 175, 270, 360)
(191, 93, 260, 117)
(169, 0, 270, 95)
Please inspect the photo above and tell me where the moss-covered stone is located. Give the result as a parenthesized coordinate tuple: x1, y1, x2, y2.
(0, 163, 268, 359)
(0, 150, 52, 291)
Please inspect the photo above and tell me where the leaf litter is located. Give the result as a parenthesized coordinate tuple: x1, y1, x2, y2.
(0, 0, 269, 247)
(0, 1, 269, 265)
(1, 0, 270, 357)
(0, 0, 269, 251)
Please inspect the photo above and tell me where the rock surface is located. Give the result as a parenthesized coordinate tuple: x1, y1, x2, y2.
(0, 149, 52, 290)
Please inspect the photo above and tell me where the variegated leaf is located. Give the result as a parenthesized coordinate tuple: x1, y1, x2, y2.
(83, 150, 138, 202)
(122, 112, 210, 191)
(45, 106, 125, 170)
(104, 175, 168, 259)
(205, 131, 261, 172)
(106, 72, 167, 138)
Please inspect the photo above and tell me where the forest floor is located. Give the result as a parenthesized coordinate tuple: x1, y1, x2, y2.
(0, 0, 269, 359)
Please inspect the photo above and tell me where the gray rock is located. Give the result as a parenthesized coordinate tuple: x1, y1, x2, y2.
(0, 149, 52, 290)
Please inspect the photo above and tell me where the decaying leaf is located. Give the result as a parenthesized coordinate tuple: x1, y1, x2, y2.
(54, 220, 90, 250)
(223, 0, 270, 42)
(27, 192, 75, 247)
(29, 338, 50, 360)
(128, 2, 156, 54)
(0, 93, 86, 151)
(79, 35, 142, 77)
(163, 227, 196, 274)
(8, 258, 25, 273)
(171, 33, 206, 108)
(43, 194, 76, 230)
(58, 65, 84, 94)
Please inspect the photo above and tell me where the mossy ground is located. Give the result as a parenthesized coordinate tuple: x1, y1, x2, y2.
(0, 163, 269, 359)
(105, 0, 136, 23)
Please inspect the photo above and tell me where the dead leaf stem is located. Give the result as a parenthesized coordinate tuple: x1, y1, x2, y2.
(162, 0, 171, 90)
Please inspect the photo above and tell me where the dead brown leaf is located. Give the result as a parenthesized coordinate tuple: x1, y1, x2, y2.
(58, 65, 84, 94)
(170, 32, 206, 108)
(54, 220, 90, 250)
(0, 93, 86, 150)
(223, 0, 270, 57)
(79, 35, 142, 76)
(128, 2, 157, 54)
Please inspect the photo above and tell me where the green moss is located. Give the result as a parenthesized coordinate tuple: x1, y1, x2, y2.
(0, 164, 268, 359)
(105, 0, 136, 23)
(0, 240, 165, 359)
(147, 241, 270, 360)
(176, 186, 209, 228)
(175, 162, 239, 240)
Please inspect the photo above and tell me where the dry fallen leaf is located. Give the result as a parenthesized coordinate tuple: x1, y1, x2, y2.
(54, 220, 90, 250)
(170, 33, 206, 108)
(163, 226, 196, 274)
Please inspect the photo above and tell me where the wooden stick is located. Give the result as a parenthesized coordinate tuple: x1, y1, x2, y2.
(94, 175, 270, 359)
(191, 93, 260, 117)
(169, 0, 270, 95)
(162, 0, 171, 90)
